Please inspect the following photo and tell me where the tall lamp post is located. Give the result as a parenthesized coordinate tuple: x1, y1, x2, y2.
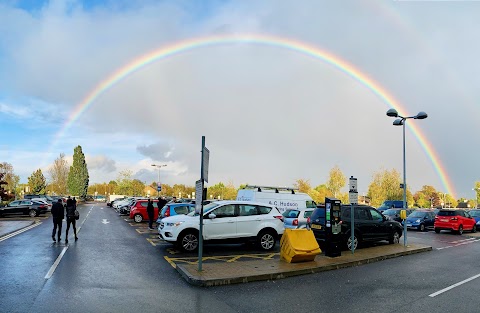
(151, 164, 167, 197)
(386, 108, 428, 247)
(473, 188, 479, 209)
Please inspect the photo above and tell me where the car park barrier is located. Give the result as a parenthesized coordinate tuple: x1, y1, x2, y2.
(280, 229, 321, 263)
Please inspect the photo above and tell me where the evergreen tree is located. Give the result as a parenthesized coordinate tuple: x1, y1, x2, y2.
(28, 169, 47, 194)
(67, 146, 89, 197)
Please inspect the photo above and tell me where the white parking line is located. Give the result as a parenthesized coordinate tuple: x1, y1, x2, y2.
(429, 273, 480, 297)
(45, 247, 68, 279)
(0, 222, 42, 242)
(436, 239, 480, 250)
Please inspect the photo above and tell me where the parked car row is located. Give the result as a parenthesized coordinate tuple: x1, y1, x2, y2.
(0, 200, 49, 217)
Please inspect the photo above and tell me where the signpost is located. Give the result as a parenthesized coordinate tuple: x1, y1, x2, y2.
(198, 136, 209, 272)
(349, 176, 358, 254)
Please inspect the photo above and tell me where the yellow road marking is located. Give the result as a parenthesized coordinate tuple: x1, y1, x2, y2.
(164, 256, 177, 269)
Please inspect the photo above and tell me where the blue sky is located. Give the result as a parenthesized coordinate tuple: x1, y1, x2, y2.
(1, 0, 479, 199)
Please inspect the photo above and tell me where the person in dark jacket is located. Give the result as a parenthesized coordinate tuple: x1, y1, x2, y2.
(72, 197, 77, 208)
(147, 198, 155, 230)
(66, 196, 73, 208)
(51, 199, 64, 242)
(65, 200, 78, 243)
(157, 197, 168, 212)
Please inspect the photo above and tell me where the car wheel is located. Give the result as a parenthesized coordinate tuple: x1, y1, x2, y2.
(179, 231, 199, 252)
(133, 214, 143, 223)
(419, 224, 426, 232)
(458, 225, 463, 235)
(435, 228, 440, 234)
(257, 230, 276, 251)
(346, 234, 358, 251)
(389, 231, 400, 244)
(472, 225, 477, 233)
(29, 209, 37, 217)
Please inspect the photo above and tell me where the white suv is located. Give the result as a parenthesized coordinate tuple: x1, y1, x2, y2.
(158, 200, 285, 252)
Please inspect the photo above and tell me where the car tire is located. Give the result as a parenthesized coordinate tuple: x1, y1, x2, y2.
(178, 230, 199, 252)
(133, 214, 143, 223)
(419, 224, 426, 232)
(29, 209, 37, 217)
(257, 229, 277, 251)
(458, 225, 463, 235)
(472, 225, 477, 233)
(435, 228, 440, 234)
(346, 234, 359, 251)
(389, 231, 400, 244)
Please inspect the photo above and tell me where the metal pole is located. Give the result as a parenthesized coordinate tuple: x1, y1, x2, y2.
(351, 203, 354, 254)
(198, 136, 205, 272)
(157, 167, 160, 197)
(403, 121, 407, 247)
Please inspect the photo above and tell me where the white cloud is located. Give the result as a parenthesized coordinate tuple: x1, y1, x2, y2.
(1, 1, 479, 198)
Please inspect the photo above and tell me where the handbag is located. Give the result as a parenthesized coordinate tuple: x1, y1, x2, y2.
(74, 209, 80, 220)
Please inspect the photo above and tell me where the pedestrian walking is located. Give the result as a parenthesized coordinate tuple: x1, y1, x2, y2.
(66, 196, 73, 208)
(51, 199, 64, 242)
(157, 197, 168, 211)
(73, 197, 77, 209)
(65, 199, 78, 244)
(147, 198, 154, 230)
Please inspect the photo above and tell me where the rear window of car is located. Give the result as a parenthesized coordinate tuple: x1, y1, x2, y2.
(437, 210, 457, 216)
(258, 206, 272, 214)
(174, 205, 191, 215)
(304, 210, 313, 218)
(283, 209, 300, 218)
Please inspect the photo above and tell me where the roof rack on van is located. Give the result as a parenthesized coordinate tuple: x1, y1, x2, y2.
(244, 185, 298, 194)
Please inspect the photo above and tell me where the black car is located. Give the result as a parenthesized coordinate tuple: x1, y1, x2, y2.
(308, 205, 403, 251)
(382, 208, 414, 223)
(0, 200, 48, 217)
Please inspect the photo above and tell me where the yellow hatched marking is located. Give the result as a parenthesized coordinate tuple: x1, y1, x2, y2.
(164, 256, 177, 269)
(165, 253, 281, 267)
(147, 238, 158, 246)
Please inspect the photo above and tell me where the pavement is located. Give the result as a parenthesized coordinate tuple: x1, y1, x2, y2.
(176, 243, 432, 287)
(0, 220, 36, 238)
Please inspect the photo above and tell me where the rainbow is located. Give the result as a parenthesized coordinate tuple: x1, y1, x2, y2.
(54, 33, 456, 197)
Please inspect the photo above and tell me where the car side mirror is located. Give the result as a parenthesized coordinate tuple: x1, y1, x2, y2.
(208, 213, 216, 219)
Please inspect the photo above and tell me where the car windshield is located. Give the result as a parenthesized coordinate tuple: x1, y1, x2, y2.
(468, 210, 480, 217)
(187, 202, 220, 216)
(383, 209, 399, 216)
(408, 211, 426, 218)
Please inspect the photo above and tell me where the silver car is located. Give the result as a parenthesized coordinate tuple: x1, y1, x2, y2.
(283, 208, 314, 229)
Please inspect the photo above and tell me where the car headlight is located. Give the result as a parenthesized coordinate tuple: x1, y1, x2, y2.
(415, 219, 421, 223)
(476, 221, 480, 225)
(166, 221, 184, 227)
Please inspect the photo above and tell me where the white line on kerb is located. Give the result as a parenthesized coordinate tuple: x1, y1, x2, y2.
(45, 247, 68, 279)
(429, 273, 480, 297)
(0, 222, 41, 242)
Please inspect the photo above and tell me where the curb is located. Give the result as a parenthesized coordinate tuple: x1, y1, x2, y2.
(0, 220, 36, 239)
(176, 245, 432, 287)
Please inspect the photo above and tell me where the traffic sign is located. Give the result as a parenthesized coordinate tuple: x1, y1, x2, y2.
(195, 180, 203, 213)
(157, 186, 162, 192)
(349, 191, 358, 204)
(349, 176, 357, 192)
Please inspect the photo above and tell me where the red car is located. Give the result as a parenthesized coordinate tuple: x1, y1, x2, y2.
(434, 209, 476, 235)
(130, 199, 160, 223)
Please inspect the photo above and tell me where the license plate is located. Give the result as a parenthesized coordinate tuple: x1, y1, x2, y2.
(311, 224, 322, 230)
(406, 224, 412, 227)
(441, 219, 448, 222)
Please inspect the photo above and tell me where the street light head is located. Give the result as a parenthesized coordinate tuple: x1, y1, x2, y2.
(151, 164, 156, 167)
(386, 108, 398, 117)
(415, 111, 428, 120)
(393, 118, 404, 126)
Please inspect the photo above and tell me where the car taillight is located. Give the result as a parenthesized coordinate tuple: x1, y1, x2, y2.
(165, 206, 170, 217)
(293, 219, 298, 226)
(274, 216, 284, 222)
(40, 205, 46, 208)
(307, 217, 311, 224)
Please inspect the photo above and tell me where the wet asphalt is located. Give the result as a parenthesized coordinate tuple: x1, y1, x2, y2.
(1, 202, 480, 313)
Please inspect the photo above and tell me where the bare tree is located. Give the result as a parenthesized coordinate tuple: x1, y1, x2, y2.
(49, 153, 69, 195)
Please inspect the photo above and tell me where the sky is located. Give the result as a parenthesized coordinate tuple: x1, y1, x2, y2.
(0, 0, 479, 199)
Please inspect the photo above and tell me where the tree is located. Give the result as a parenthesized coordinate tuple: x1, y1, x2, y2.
(116, 170, 134, 195)
(294, 179, 312, 194)
(131, 179, 145, 196)
(67, 145, 89, 197)
(326, 166, 346, 197)
(28, 169, 47, 194)
(367, 168, 407, 207)
(48, 153, 69, 195)
(313, 184, 331, 204)
(0, 162, 19, 195)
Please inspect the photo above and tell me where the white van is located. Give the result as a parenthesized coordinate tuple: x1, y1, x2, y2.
(236, 185, 316, 213)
